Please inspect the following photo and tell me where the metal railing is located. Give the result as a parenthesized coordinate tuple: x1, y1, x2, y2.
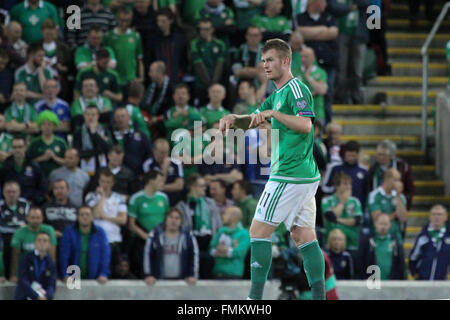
(421, 1, 450, 153)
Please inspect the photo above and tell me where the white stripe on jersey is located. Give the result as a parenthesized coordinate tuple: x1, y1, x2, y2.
(292, 80, 303, 98)
(288, 82, 300, 99)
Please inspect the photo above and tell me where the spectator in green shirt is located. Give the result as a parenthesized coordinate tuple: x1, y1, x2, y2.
(124, 82, 151, 139)
(200, 83, 230, 128)
(74, 24, 117, 71)
(209, 206, 250, 279)
(297, 47, 327, 123)
(196, 0, 236, 46)
(0, 114, 13, 168)
(368, 168, 408, 243)
(321, 172, 362, 252)
(27, 111, 67, 177)
(103, 6, 145, 87)
(231, 180, 258, 230)
(190, 19, 226, 106)
(251, 0, 292, 40)
(75, 48, 122, 105)
(9, 206, 57, 282)
(14, 43, 54, 103)
(10, 0, 59, 44)
(5, 82, 39, 137)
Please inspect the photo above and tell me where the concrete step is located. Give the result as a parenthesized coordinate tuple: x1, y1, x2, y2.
(411, 195, 450, 209)
(332, 104, 434, 117)
(340, 134, 419, 148)
(389, 3, 444, 19)
(414, 180, 446, 195)
(365, 89, 438, 105)
(411, 165, 438, 179)
(388, 47, 445, 59)
(386, 33, 449, 49)
(391, 62, 448, 77)
(386, 18, 450, 32)
(333, 118, 434, 136)
(361, 148, 427, 165)
(406, 211, 430, 227)
(367, 76, 448, 88)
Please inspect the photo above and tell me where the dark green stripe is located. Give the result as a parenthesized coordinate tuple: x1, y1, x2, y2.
(268, 183, 287, 222)
(264, 183, 283, 221)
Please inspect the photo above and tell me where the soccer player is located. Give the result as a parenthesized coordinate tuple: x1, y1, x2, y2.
(219, 38, 324, 300)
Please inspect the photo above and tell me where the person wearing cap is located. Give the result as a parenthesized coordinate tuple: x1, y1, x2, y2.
(27, 111, 68, 177)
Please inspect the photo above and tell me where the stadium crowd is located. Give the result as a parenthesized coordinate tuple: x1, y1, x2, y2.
(0, 0, 448, 300)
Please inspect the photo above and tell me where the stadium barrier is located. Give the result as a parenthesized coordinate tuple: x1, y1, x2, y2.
(435, 86, 450, 195)
(1, 280, 449, 300)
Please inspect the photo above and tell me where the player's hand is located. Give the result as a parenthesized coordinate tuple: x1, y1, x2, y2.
(219, 114, 236, 135)
(249, 111, 274, 129)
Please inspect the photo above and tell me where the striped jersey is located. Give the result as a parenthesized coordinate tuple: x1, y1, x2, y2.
(254, 77, 320, 184)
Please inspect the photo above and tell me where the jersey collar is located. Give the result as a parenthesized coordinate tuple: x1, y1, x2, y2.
(276, 77, 296, 93)
(25, 0, 44, 8)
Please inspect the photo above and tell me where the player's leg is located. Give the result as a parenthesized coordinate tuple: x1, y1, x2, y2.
(291, 226, 326, 300)
(289, 182, 325, 300)
(248, 220, 277, 300)
(248, 181, 289, 300)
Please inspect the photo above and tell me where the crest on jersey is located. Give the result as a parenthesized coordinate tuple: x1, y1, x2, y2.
(276, 102, 281, 110)
(296, 100, 307, 110)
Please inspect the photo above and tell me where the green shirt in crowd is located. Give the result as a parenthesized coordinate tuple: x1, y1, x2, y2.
(10, 224, 57, 274)
(124, 104, 151, 140)
(70, 95, 113, 119)
(182, 0, 206, 26)
(165, 105, 204, 138)
(337, 0, 359, 35)
(75, 66, 121, 96)
(80, 230, 90, 279)
(368, 186, 406, 243)
(296, 65, 327, 122)
(374, 233, 394, 280)
(128, 191, 170, 232)
(200, 105, 230, 128)
(237, 195, 258, 230)
(190, 37, 227, 89)
(321, 194, 362, 250)
(14, 65, 53, 100)
(209, 223, 250, 277)
(103, 28, 143, 85)
(10, 0, 59, 44)
(233, 0, 262, 30)
(27, 135, 68, 177)
(0, 132, 13, 169)
(251, 14, 291, 33)
(74, 44, 117, 71)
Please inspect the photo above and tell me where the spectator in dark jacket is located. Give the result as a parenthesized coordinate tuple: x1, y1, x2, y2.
(111, 107, 152, 176)
(356, 214, 405, 280)
(143, 207, 199, 285)
(325, 228, 354, 280)
(368, 140, 415, 210)
(59, 206, 110, 283)
(409, 204, 449, 280)
(15, 231, 57, 300)
(0, 136, 47, 205)
(322, 140, 369, 210)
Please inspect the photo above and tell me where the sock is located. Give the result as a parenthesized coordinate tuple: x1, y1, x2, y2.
(248, 238, 272, 300)
(299, 240, 326, 300)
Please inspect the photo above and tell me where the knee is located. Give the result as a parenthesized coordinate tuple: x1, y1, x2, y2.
(291, 227, 317, 246)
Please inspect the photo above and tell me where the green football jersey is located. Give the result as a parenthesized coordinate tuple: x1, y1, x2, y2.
(27, 135, 68, 177)
(337, 0, 359, 35)
(125, 104, 150, 139)
(5, 103, 38, 124)
(254, 77, 320, 184)
(75, 66, 121, 95)
(251, 14, 291, 33)
(200, 105, 230, 128)
(368, 186, 406, 242)
(128, 191, 170, 232)
(0, 132, 13, 169)
(14, 65, 53, 97)
(321, 194, 362, 250)
(103, 28, 143, 85)
(10, 1, 59, 44)
(74, 44, 117, 70)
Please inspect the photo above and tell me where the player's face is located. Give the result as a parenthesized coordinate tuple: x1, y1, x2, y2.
(261, 49, 285, 81)
(429, 207, 448, 230)
(53, 181, 69, 202)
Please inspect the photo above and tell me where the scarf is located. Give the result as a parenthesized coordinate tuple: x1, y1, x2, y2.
(241, 43, 262, 67)
(80, 96, 104, 113)
(204, 3, 225, 15)
(81, 123, 106, 151)
(188, 196, 211, 235)
(142, 76, 170, 115)
(10, 102, 32, 123)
